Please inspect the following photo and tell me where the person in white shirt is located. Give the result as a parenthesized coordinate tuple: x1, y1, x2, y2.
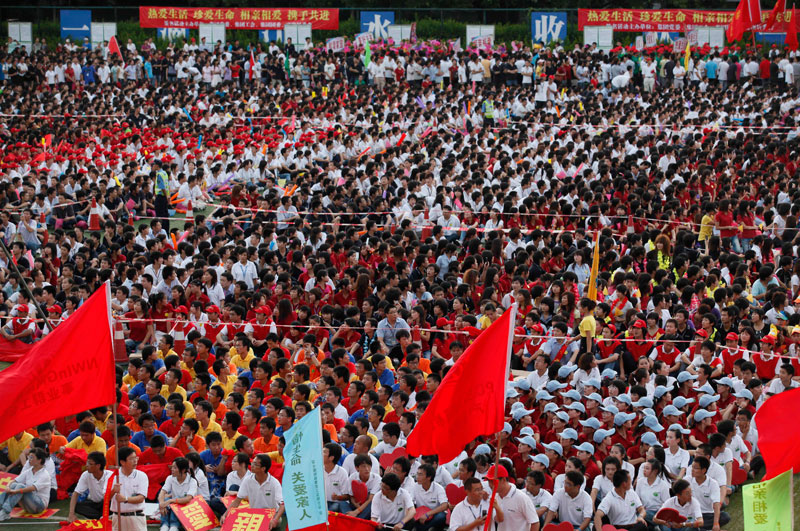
(0, 448, 51, 521)
(688, 457, 729, 531)
(347, 454, 382, 518)
(634, 459, 671, 523)
(221, 454, 284, 528)
(323, 443, 352, 514)
(641, 57, 657, 92)
(371, 423, 406, 457)
(410, 463, 448, 529)
(370, 473, 415, 528)
(158, 456, 199, 531)
(68, 451, 113, 521)
(231, 248, 259, 290)
(652, 479, 704, 530)
(110, 447, 149, 531)
(524, 470, 553, 521)
(594, 469, 647, 531)
(491, 464, 538, 531)
(544, 470, 593, 531)
(450, 477, 503, 531)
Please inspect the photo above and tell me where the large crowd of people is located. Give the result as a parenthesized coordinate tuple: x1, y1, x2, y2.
(0, 27, 798, 531)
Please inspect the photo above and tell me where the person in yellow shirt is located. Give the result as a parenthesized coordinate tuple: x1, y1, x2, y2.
(61, 421, 108, 455)
(698, 202, 716, 252)
(157, 335, 178, 360)
(211, 360, 235, 398)
(229, 335, 255, 370)
(123, 359, 143, 391)
(195, 401, 222, 439)
(570, 298, 597, 358)
(0, 432, 34, 473)
(220, 412, 242, 451)
(160, 368, 188, 401)
(90, 407, 112, 433)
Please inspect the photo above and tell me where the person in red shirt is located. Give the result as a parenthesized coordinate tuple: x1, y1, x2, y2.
(237, 406, 261, 440)
(159, 400, 185, 439)
(138, 434, 182, 465)
(714, 199, 741, 253)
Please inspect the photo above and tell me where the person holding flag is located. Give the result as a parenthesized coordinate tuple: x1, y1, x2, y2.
(220, 453, 284, 528)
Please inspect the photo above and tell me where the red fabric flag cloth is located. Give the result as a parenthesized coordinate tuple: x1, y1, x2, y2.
(755, 387, 800, 480)
(249, 50, 255, 80)
(138, 463, 171, 499)
(326, 511, 381, 531)
(727, 0, 761, 42)
(0, 284, 116, 443)
(406, 305, 515, 464)
(57, 449, 88, 500)
(765, 0, 787, 30)
(0, 336, 33, 362)
(108, 36, 124, 64)
(788, 4, 799, 51)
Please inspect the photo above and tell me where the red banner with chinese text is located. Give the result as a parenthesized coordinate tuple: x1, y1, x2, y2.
(578, 9, 792, 32)
(171, 496, 218, 531)
(139, 7, 339, 30)
(220, 508, 277, 531)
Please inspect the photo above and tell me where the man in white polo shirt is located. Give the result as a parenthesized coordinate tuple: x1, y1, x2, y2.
(594, 469, 647, 531)
(490, 463, 538, 531)
(544, 470, 592, 531)
(409, 464, 448, 530)
(370, 473, 415, 529)
(221, 454, 284, 529)
(688, 456, 729, 531)
(110, 447, 148, 531)
(450, 477, 502, 531)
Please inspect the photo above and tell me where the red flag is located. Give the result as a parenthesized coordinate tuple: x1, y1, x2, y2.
(788, 4, 799, 51)
(249, 50, 256, 80)
(31, 152, 47, 164)
(108, 36, 124, 65)
(754, 387, 800, 479)
(327, 512, 381, 531)
(727, 0, 762, 42)
(0, 284, 115, 443)
(0, 336, 33, 362)
(139, 463, 171, 498)
(406, 305, 516, 463)
(56, 448, 87, 499)
(766, 0, 787, 30)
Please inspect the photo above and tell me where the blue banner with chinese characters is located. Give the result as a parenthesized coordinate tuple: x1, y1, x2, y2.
(283, 406, 327, 530)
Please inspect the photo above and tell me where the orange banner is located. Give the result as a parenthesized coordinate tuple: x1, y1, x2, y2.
(138, 6, 339, 30)
(171, 496, 218, 531)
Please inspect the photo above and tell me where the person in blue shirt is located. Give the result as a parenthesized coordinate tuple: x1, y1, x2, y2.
(129, 414, 168, 450)
(81, 62, 96, 85)
(372, 353, 395, 387)
(128, 364, 155, 401)
(199, 432, 227, 497)
(348, 389, 378, 425)
(149, 395, 169, 425)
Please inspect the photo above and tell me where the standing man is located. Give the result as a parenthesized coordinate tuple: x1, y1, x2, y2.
(491, 464, 539, 531)
(153, 160, 170, 231)
(111, 447, 149, 531)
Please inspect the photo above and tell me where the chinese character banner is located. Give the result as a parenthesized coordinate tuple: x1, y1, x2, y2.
(284, 406, 327, 531)
(139, 7, 339, 30)
(578, 9, 793, 32)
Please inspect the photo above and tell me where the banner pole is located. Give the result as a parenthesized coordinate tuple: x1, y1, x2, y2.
(482, 435, 502, 531)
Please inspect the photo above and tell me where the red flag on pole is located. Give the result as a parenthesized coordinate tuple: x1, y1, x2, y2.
(108, 35, 124, 66)
(765, 0, 787, 30)
(249, 50, 256, 80)
(787, 4, 799, 51)
(0, 283, 116, 443)
(727, 0, 762, 42)
(406, 305, 517, 464)
(755, 387, 800, 480)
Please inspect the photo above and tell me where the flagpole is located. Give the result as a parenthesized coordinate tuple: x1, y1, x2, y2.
(482, 303, 517, 531)
(0, 237, 56, 332)
(104, 281, 122, 528)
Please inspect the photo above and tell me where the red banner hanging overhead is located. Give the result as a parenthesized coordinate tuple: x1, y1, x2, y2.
(138, 6, 340, 30)
(578, 8, 793, 32)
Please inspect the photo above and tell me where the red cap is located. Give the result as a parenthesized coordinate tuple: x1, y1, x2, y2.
(515, 326, 526, 335)
(605, 323, 617, 334)
(173, 305, 188, 315)
(255, 306, 272, 315)
(436, 317, 452, 328)
(632, 319, 646, 329)
(485, 464, 509, 480)
(761, 335, 775, 344)
(47, 304, 62, 314)
(16, 304, 29, 314)
(695, 329, 709, 338)
(726, 332, 739, 341)
(206, 305, 221, 314)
